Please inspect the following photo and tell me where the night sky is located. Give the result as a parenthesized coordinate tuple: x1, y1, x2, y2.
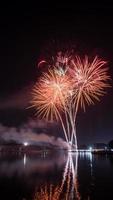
(0, 2, 113, 145)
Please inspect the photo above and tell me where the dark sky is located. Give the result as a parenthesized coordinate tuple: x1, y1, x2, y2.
(0, 2, 113, 145)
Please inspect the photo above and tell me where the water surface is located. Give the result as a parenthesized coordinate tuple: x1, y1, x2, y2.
(0, 151, 113, 200)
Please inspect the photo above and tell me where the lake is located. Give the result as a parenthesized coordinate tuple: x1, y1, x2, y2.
(0, 151, 113, 200)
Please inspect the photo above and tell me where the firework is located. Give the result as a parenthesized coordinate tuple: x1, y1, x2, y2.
(38, 60, 47, 68)
(70, 56, 110, 111)
(31, 69, 72, 119)
(30, 52, 110, 149)
(31, 68, 72, 142)
(69, 56, 110, 143)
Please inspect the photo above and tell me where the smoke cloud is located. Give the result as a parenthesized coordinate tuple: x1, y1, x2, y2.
(0, 119, 69, 149)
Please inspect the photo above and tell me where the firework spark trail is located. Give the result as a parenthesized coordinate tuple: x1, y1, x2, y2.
(31, 52, 110, 148)
(69, 56, 110, 144)
(31, 69, 73, 143)
(31, 69, 71, 119)
(54, 106, 68, 143)
(71, 56, 110, 111)
(32, 53, 75, 145)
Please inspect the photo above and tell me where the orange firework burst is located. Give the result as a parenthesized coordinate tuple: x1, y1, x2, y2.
(31, 69, 72, 121)
(30, 53, 111, 147)
(70, 56, 110, 112)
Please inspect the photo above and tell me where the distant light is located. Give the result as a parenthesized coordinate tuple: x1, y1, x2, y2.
(89, 146, 92, 151)
(23, 154, 27, 166)
(23, 142, 28, 146)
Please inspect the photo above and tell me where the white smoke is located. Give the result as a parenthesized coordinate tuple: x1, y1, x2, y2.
(0, 120, 69, 149)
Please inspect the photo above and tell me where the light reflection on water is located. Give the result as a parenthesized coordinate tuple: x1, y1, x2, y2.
(0, 151, 113, 200)
(33, 153, 80, 200)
